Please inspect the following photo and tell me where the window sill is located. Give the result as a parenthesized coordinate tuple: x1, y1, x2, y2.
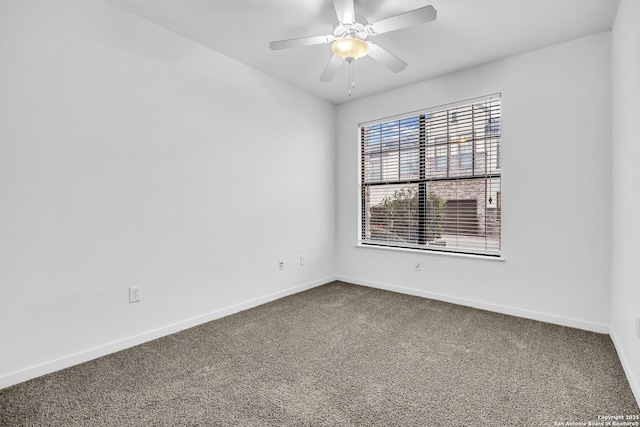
(355, 242, 505, 262)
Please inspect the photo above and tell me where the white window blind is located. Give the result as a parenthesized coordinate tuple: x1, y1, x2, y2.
(359, 95, 502, 257)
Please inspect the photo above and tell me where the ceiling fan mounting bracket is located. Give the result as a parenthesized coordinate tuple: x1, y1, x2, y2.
(333, 16, 371, 40)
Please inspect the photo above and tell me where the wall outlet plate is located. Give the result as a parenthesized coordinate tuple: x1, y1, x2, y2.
(129, 286, 141, 303)
(279, 260, 284, 270)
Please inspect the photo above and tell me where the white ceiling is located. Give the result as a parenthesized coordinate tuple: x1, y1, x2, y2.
(105, 0, 619, 105)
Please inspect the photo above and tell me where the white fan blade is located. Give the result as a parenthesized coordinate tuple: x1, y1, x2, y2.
(367, 43, 407, 73)
(270, 34, 334, 50)
(333, 0, 355, 24)
(320, 54, 343, 82)
(369, 5, 437, 35)
(354, 0, 385, 17)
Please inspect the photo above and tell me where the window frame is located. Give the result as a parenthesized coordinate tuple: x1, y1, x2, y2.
(358, 94, 502, 258)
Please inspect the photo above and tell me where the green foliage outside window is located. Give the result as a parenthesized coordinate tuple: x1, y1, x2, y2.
(369, 188, 446, 244)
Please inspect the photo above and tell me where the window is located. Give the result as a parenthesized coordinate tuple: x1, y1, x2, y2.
(435, 144, 448, 171)
(360, 94, 502, 257)
(458, 141, 473, 168)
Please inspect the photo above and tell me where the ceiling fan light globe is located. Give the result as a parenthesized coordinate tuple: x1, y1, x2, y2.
(331, 37, 370, 61)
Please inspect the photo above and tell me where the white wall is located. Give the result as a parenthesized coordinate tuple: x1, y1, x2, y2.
(0, 0, 335, 388)
(336, 33, 612, 333)
(610, 0, 640, 403)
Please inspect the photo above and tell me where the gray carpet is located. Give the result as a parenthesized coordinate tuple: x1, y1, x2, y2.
(1, 281, 638, 426)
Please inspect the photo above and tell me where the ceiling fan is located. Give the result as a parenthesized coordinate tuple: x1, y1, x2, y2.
(269, 0, 437, 84)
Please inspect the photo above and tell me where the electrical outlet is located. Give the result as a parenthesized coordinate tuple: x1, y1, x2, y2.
(636, 316, 640, 339)
(300, 255, 305, 266)
(129, 286, 141, 303)
(279, 260, 284, 270)
(414, 262, 421, 271)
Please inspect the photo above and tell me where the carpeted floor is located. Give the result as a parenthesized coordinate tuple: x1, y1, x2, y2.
(1, 281, 638, 426)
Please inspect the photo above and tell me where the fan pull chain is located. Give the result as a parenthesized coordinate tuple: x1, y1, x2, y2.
(353, 60, 356, 88)
(348, 60, 352, 96)
(348, 59, 356, 97)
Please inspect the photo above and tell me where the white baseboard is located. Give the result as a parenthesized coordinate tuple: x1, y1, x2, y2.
(609, 327, 640, 407)
(2, 275, 620, 393)
(0, 276, 336, 390)
(336, 275, 610, 334)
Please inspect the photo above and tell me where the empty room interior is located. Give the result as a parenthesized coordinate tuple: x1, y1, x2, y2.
(1, 0, 639, 424)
